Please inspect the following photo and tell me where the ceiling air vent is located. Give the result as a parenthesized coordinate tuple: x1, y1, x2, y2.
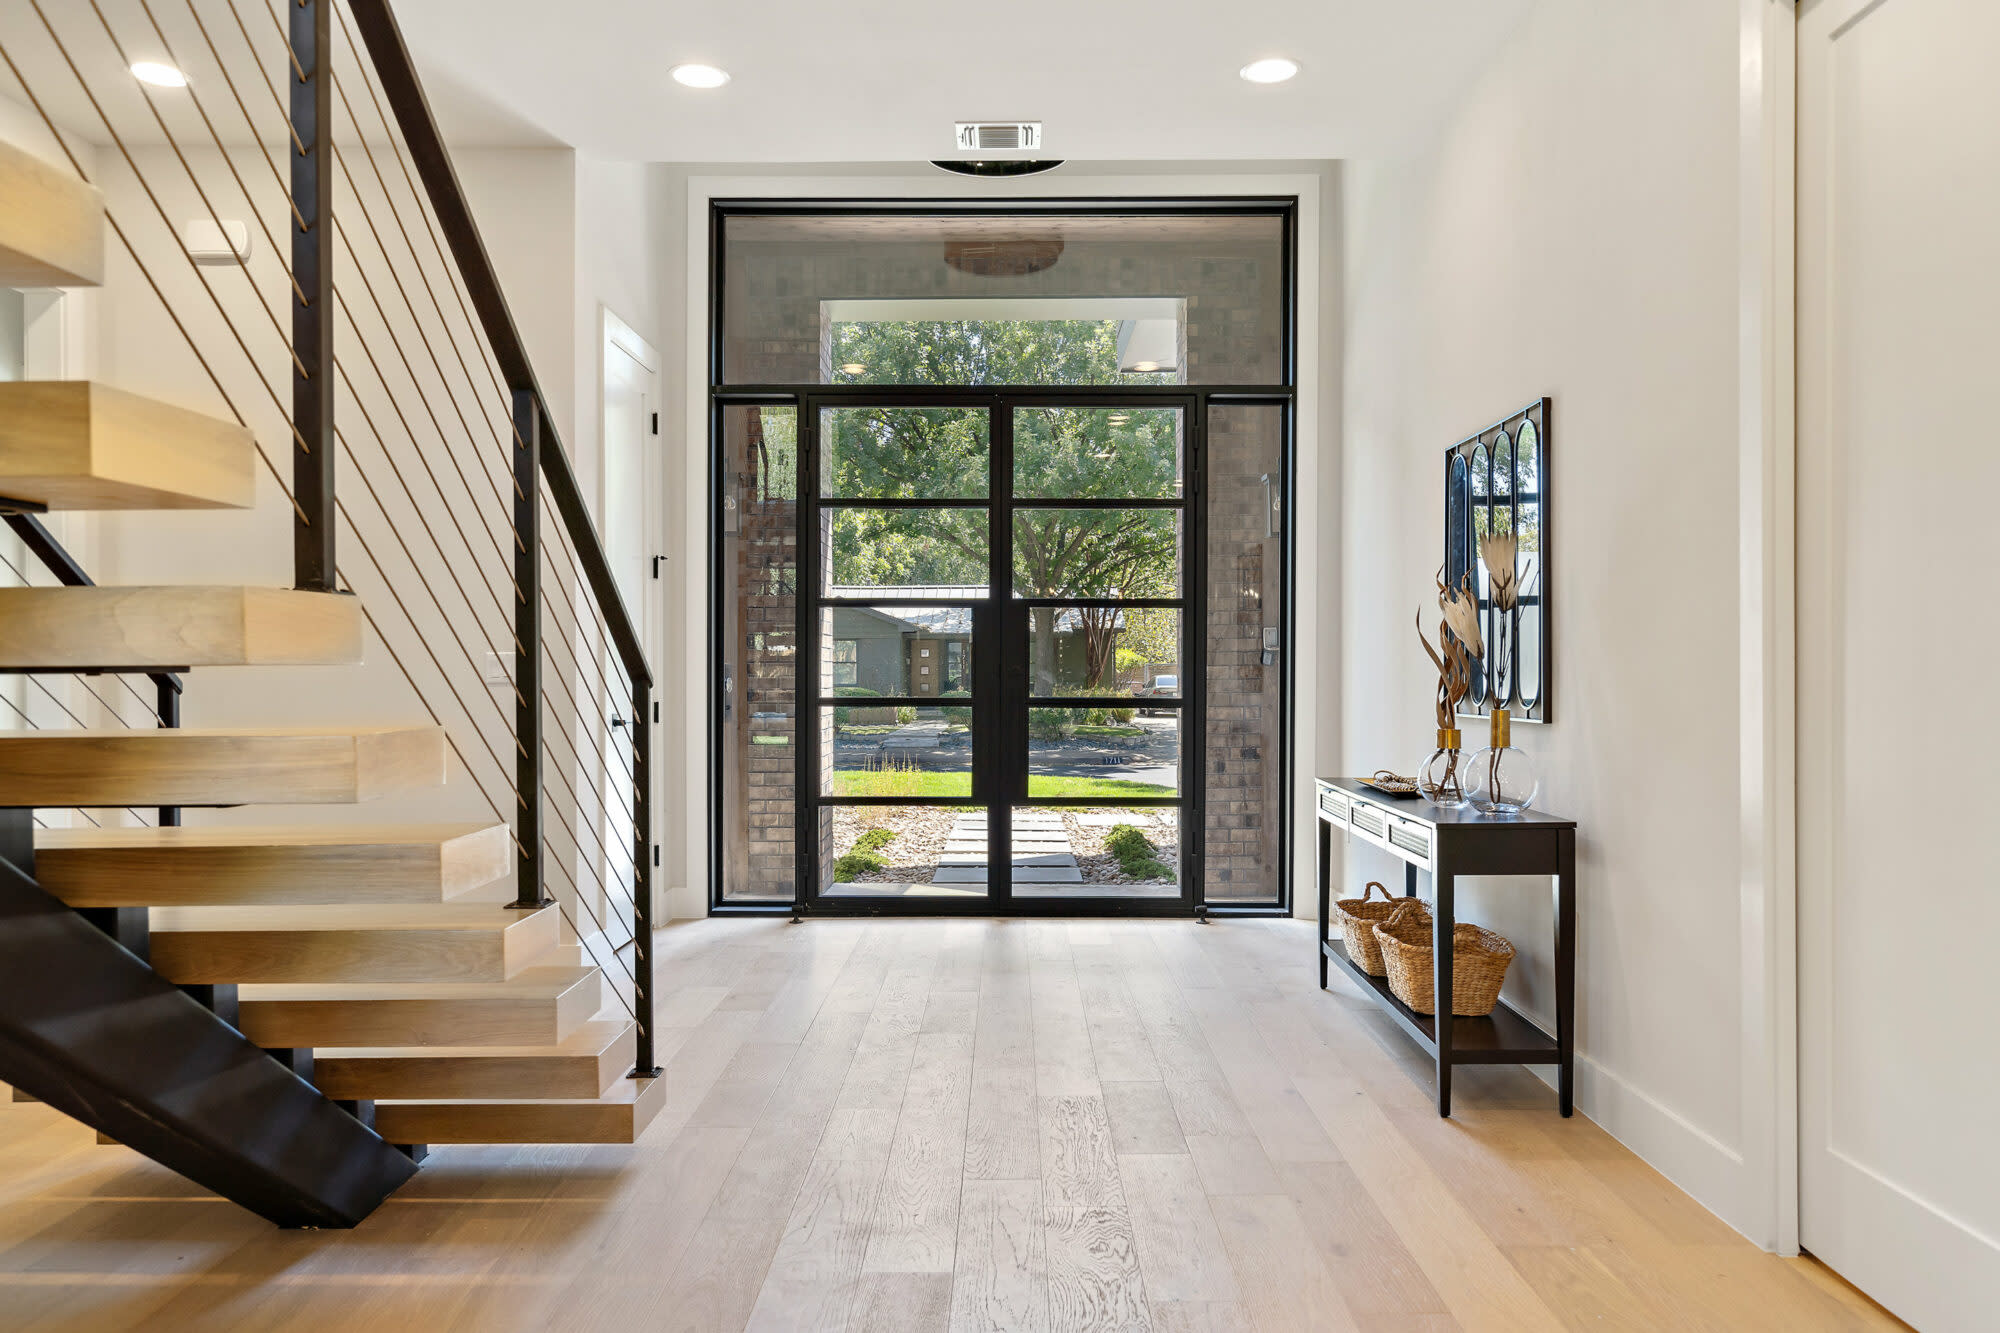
(954, 121, 1041, 153)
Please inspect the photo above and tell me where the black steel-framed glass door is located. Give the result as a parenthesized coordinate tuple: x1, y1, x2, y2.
(798, 388, 1200, 915)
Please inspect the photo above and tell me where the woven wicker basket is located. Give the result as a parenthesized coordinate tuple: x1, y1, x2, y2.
(1332, 882, 1425, 976)
(1373, 902, 1516, 1017)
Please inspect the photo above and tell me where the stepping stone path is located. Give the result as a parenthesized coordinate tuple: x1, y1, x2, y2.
(932, 809, 1082, 884)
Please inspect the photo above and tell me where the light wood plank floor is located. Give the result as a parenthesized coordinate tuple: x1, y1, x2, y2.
(0, 918, 1904, 1332)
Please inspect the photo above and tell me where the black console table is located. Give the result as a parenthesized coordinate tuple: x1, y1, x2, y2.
(1315, 778, 1576, 1117)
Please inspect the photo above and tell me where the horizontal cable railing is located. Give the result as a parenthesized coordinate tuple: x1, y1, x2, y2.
(0, 0, 654, 1073)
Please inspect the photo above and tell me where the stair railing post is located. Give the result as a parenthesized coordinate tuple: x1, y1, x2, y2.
(290, 0, 336, 592)
(155, 675, 181, 828)
(631, 680, 659, 1076)
(513, 390, 550, 909)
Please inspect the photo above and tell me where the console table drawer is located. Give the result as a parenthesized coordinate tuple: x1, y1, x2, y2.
(1387, 813, 1433, 869)
(1316, 782, 1351, 826)
(1347, 799, 1392, 850)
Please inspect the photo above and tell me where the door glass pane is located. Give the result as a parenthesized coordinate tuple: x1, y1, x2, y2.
(821, 406, 989, 499)
(720, 404, 799, 902)
(826, 507, 988, 594)
(1014, 406, 1183, 500)
(1025, 606, 1180, 699)
(1010, 805, 1181, 899)
(1205, 403, 1282, 901)
(818, 606, 972, 698)
(1013, 509, 1180, 599)
(822, 705, 973, 798)
(820, 805, 988, 898)
(720, 211, 1288, 386)
(1027, 707, 1177, 799)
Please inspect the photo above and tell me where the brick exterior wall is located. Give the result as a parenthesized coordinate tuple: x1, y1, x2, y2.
(722, 406, 800, 901)
(1203, 405, 1284, 901)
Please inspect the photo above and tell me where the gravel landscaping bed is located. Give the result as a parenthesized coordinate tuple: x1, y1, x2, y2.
(829, 805, 957, 883)
(1065, 810, 1178, 886)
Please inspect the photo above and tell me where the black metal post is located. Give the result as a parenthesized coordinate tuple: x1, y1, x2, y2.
(156, 675, 181, 828)
(512, 391, 549, 909)
(630, 681, 659, 1076)
(290, 0, 336, 591)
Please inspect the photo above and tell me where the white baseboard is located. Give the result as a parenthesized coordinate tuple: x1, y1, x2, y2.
(1529, 1053, 1752, 1241)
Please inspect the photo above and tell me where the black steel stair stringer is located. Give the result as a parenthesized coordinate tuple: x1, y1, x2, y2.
(0, 814, 416, 1228)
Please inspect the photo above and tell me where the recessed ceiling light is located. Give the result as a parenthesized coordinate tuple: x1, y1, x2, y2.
(1239, 57, 1300, 85)
(670, 63, 729, 89)
(837, 362, 867, 376)
(130, 61, 188, 88)
(1131, 361, 1161, 373)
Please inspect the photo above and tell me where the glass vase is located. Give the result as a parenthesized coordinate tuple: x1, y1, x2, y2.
(1466, 708, 1539, 814)
(1417, 728, 1470, 809)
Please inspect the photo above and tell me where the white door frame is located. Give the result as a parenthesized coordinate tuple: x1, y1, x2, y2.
(677, 169, 1326, 926)
(1735, 0, 1800, 1256)
(599, 304, 661, 923)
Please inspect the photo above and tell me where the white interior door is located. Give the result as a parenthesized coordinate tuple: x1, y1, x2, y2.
(1797, 2, 2000, 1327)
(600, 325, 656, 911)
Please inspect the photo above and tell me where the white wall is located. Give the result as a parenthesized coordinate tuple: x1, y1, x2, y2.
(1339, 0, 1759, 1235)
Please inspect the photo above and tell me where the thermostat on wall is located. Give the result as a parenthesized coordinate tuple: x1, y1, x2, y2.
(185, 218, 252, 266)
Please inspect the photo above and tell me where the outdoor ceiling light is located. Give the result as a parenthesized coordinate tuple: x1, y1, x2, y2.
(1131, 361, 1162, 373)
(1107, 413, 1131, 425)
(1239, 57, 1300, 84)
(130, 61, 189, 88)
(837, 363, 867, 375)
(669, 63, 729, 89)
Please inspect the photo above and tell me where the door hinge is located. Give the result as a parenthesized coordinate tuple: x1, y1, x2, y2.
(653, 843, 660, 867)
(650, 412, 659, 435)
(652, 555, 663, 578)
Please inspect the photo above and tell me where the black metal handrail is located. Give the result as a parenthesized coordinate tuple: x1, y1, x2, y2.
(291, 0, 657, 1074)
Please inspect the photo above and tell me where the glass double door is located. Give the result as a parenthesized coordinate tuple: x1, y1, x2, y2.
(802, 392, 1198, 912)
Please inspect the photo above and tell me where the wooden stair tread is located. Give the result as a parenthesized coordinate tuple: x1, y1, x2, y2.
(0, 726, 446, 808)
(315, 1021, 635, 1101)
(372, 1072, 666, 1145)
(33, 823, 510, 907)
(236, 966, 602, 1048)
(0, 382, 254, 510)
(0, 140, 103, 287)
(0, 587, 363, 669)
(151, 904, 548, 932)
(148, 904, 558, 985)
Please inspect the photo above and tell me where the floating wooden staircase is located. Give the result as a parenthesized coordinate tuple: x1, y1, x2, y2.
(0, 134, 662, 1228)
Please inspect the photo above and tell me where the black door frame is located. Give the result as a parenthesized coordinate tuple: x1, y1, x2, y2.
(706, 198, 1298, 918)
(792, 388, 1203, 917)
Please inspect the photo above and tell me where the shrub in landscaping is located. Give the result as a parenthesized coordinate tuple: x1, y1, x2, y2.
(833, 849, 886, 880)
(853, 827, 897, 853)
(1105, 823, 1172, 881)
(1108, 706, 1137, 724)
(895, 705, 917, 723)
(1029, 708, 1076, 741)
(940, 705, 972, 729)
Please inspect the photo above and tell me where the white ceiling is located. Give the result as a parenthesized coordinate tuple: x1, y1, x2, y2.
(390, 0, 1535, 160)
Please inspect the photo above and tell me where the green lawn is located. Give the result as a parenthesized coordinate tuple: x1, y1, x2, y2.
(832, 770, 1173, 799)
(1072, 724, 1145, 740)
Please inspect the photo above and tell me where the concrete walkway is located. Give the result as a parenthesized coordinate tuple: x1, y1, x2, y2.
(932, 809, 1082, 885)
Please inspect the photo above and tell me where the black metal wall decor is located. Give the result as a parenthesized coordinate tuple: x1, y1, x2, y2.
(1444, 398, 1550, 723)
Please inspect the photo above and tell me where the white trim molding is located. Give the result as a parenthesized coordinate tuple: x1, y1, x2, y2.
(1734, 0, 1799, 1255)
(679, 169, 1325, 920)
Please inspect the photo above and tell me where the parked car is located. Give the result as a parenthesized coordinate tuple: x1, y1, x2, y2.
(1136, 674, 1178, 715)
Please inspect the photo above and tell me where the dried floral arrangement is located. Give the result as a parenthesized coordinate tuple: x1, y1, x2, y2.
(1416, 568, 1484, 803)
(1477, 531, 1521, 793)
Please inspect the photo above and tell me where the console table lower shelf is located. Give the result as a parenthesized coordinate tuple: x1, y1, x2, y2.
(1322, 937, 1560, 1067)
